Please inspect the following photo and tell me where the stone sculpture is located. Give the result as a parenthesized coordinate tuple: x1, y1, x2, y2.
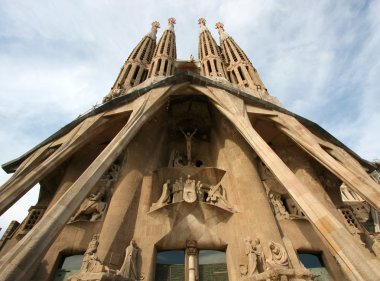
(244, 237, 259, 276)
(180, 128, 197, 166)
(196, 181, 204, 201)
(206, 182, 233, 210)
(117, 240, 139, 280)
(81, 234, 101, 272)
(70, 163, 120, 222)
(266, 241, 289, 269)
(70, 186, 107, 222)
(169, 149, 185, 167)
(269, 192, 290, 219)
(172, 178, 184, 203)
(152, 179, 171, 207)
(183, 175, 197, 203)
(68, 234, 107, 280)
(254, 238, 266, 272)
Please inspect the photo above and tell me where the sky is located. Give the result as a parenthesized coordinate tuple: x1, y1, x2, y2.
(0, 0, 379, 235)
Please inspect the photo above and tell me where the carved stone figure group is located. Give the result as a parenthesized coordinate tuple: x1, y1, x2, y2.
(68, 235, 140, 281)
(241, 238, 289, 279)
(268, 191, 305, 220)
(152, 175, 233, 210)
(70, 164, 120, 222)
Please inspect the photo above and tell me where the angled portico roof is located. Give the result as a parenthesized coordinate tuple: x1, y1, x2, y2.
(2, 71, 375, 173)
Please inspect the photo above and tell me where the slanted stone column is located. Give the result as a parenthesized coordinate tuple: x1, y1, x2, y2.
(0, 86, 172, 281)
(0, 114, 107, 215)
(196, 85, 380, 281)
(269, 112, 380, 213)
(96, 112, 167, 265)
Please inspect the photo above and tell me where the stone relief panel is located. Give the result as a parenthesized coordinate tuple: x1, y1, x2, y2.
(150, 167, 234, 212)
(69, 163, 121, 223)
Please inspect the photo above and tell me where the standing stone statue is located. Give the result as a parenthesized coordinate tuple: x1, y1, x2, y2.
(172, 178, 184, 203)
(196, 181, 204, 201)
(266, 241, 289, 269)
(117, 240, 139, 280)
(180, 128, 197, 166)
(254, 238, 266, 272)
(244, 237, 259, 276)
(152, 179, 171, 207)
(183, 175, 197, 203)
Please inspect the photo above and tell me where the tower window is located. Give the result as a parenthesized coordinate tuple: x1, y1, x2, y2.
(213, 60, 219, 74)
(131, 66, 140, 85)
(148, 61, 155, 78)
(160, 33, 168, 54)
(141, 69, 148, 82)
(207, 61, 212, 74)
(227, 41, 237, 62)
(164, 59, 169, 75)
(238, 67, 246, 82)
(120, 64, 132, 86)
(156, 59, 162, 76)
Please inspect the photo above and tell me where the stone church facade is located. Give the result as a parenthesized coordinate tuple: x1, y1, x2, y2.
(0, 18, 380, 281)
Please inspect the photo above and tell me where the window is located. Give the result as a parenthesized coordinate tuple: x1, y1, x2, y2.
(298, 252, 331, 281)
(53, 254, 83, 281)
(199, 250, 228, 281)
(155, 251, 185, 281)
(155, 249, 228, 281)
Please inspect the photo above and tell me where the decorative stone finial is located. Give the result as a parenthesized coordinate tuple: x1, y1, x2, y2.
(152, 21, 160, 29)
(198, 18, 207, 32)
(168, 17, 176, 25)
(167, 18, 176, 31)
(147, 21, 160, 39)
(215, 22, 224, 31)
(215, 21, 230, 41)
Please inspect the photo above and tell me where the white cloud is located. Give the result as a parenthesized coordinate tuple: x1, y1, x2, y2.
(0, 0, 379, 237)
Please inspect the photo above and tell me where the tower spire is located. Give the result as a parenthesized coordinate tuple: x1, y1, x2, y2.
(103, 21, 160, 103)
(197, 18, 227, 79)
(147, 18, 177, 78)
(216, 22, 267, 95)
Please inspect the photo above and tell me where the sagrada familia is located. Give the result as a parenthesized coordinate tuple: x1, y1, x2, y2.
(0, 18, 379, 281)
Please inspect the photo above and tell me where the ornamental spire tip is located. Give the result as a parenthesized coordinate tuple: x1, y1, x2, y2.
(215, 21, 230, 41)
(147, 21, 160, 40)
(198, 18, 207, 33)
(168, 17, 176, 25)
